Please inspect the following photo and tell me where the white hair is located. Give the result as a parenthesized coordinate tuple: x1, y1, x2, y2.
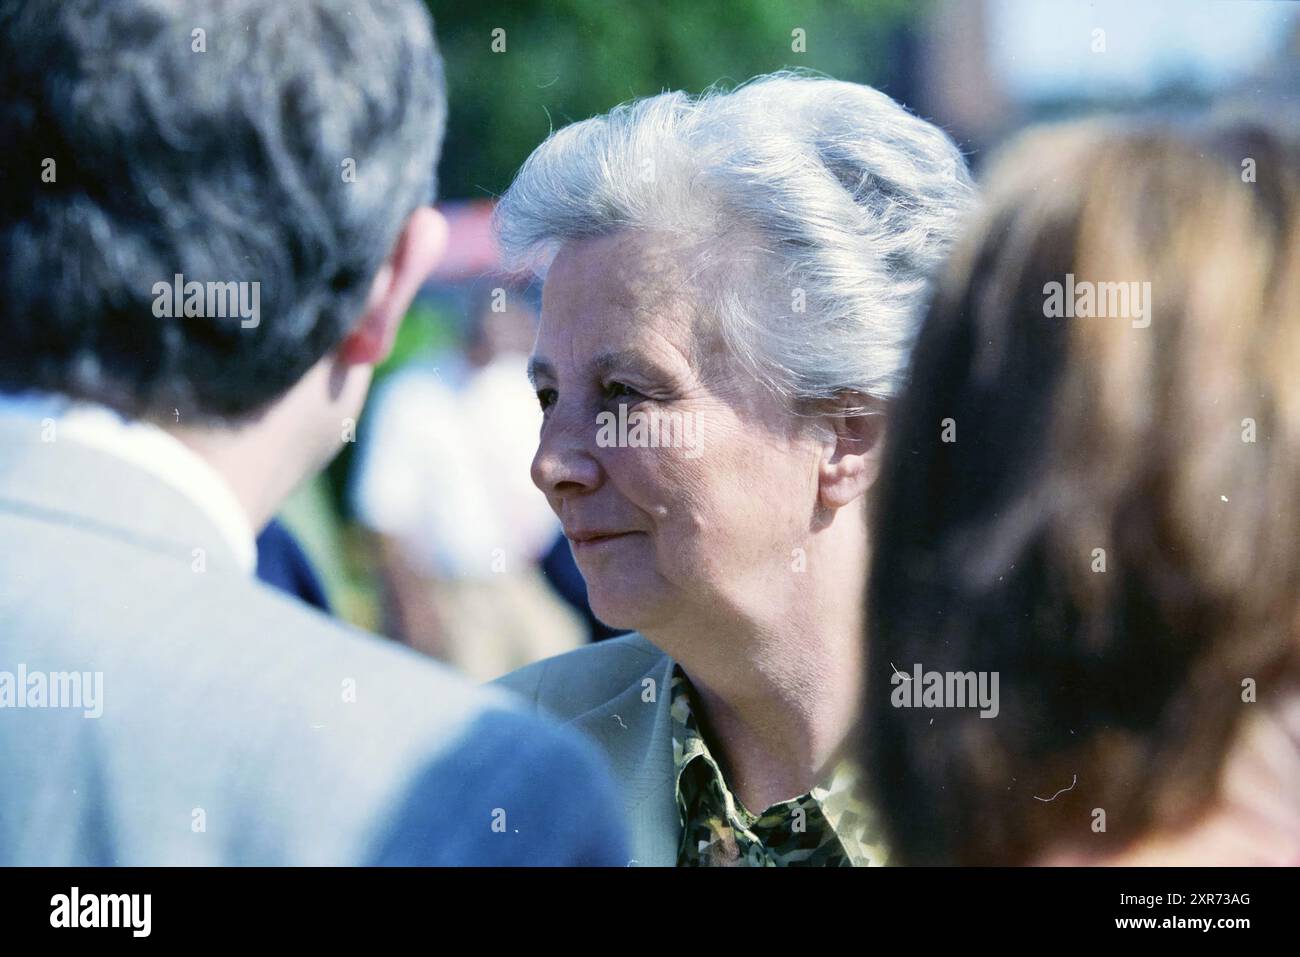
(494, 71, 976, 408)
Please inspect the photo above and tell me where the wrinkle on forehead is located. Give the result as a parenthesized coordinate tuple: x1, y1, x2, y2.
(544, 229, 716, 366)
(540, 229, 808, 443)
(541, 227, 784, 411)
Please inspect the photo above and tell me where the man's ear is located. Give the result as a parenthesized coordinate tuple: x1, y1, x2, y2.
(339, 205, 448, 366)
(817, 397, 888, 511)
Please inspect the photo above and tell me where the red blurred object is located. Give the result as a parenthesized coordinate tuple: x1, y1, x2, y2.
(429, 200, 512, 283)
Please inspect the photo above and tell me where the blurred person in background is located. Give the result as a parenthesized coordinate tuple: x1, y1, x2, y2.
(351, 283, 585, 680)
(493, 73, 975, 866)
(864, 119, 1300, 866)
(0, 0, 627, 866)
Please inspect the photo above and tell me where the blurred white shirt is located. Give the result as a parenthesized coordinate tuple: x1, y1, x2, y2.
(350, 354, 559, 580)
(0, 391, 256, 573)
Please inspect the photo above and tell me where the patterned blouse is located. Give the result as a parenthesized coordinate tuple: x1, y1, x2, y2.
(670, 665, 888, 867)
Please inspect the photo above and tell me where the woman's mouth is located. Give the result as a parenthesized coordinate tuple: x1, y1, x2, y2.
(567, 530, 640, 550)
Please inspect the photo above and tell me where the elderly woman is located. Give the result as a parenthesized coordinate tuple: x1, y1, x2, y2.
(493, 73, 973, 866)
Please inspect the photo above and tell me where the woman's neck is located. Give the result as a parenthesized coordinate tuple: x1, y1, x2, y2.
(641, 501, 871, 812)
(685, 651, 861, 812)
(653, 580, 866, 811)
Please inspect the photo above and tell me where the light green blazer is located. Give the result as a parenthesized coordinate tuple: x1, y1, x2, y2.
(492, 632, 680, 866)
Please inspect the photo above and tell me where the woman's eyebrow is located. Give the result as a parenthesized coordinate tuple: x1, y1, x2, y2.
(529, 350, 680, 387)
(592, 350, 676, 383)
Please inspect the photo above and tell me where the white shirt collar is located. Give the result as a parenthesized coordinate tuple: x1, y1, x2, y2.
(0, 392, 258, 575)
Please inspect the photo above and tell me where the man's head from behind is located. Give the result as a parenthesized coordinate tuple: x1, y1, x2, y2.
(0, 0, 447, 478)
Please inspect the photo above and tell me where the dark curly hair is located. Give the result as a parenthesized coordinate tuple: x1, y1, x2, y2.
(0, 0, 445, 421)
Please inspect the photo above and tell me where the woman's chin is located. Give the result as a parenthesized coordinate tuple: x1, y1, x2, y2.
(585, 585, 660, 634)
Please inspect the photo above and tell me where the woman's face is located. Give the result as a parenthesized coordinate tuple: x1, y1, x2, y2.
(529, 230, 828, 635)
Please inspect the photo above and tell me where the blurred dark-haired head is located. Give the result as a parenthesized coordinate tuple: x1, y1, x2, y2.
(0, 0, 446, 421)
(864, 119, 1300, 865)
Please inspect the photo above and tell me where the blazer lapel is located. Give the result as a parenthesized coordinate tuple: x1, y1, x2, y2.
(570, 651, 679, 866)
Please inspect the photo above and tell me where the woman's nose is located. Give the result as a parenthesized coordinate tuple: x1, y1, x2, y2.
(531, 415, 603, 498)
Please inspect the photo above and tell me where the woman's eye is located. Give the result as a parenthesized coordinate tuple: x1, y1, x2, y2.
(603, 381, 639, 403)
(536, 388, 557, 411)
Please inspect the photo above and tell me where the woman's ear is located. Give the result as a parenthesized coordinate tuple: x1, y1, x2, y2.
(817, 397, 888, 511)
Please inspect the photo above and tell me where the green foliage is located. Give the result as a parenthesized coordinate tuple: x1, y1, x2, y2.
(378, 299, 458, 380)
(428, 0, 924, 200)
